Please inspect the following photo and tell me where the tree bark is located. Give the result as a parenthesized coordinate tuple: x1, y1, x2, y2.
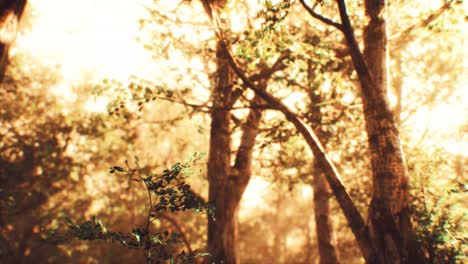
(207, 66, 267, 263)
(336, 0, 426, 262)
(206, 36, 238, 264)
(363, 2, 408, 262)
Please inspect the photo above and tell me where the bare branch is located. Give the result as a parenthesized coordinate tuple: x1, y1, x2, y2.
(299, 0, 344, 31)
(391, 0, 454, 50)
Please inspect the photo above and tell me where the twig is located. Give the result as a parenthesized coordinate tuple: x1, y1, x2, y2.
(391, 0, 454, 50)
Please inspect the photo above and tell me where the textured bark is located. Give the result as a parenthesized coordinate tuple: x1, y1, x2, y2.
(206, 37, 237, 264)
(307, 60, 340, 264)
(207, 66, 266, 264)
(336, 0, 427, 263)
(363, 2, 408, 262)
(0, 0, 27, 83)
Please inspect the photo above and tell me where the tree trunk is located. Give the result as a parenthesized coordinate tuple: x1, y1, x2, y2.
(0, 0, 27, 83)
(206, 36, 238, 263)
(206, 12, 267, 261)
(307, 60, 340, 264)
(336, 0, 426, 262)
(363, 2, 411, 263)
(313, 171, 341, 264)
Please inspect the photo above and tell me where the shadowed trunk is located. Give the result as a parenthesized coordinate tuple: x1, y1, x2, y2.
(206, 67, 266, 263)
(202, 2, 291, 262)
(336, 0, 427, 262)
(206, 36, 237, 263)
(205, 8, 268, 260)
(362, 1, 412, 263)
(313, 171, 340, 264)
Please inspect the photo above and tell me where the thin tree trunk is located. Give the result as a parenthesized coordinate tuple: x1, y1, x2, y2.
(207, 74, 266, 263)
(313, 170, 341, 264)
(307, 60, 340, 264)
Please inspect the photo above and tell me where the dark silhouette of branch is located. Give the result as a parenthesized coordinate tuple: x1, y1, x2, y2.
(299, 0, 344, 31)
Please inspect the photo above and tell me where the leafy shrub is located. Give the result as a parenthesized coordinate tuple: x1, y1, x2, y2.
(411, 181, 467, 264)
(47, 153, 213, 264)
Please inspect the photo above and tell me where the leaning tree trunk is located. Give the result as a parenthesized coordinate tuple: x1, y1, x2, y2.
(0, 0, 27, 83)
(307, 60, 340, 264)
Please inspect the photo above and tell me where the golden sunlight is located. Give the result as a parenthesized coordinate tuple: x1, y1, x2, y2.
(2, 0, 467, 262)
(20, 0, 156, 82)
(239, 177, 270, 218)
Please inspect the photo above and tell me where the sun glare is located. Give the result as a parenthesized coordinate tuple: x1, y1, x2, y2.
(20, 0, 156, 82)
(239, 177, 270, 218)
(0, 11, 18, 43)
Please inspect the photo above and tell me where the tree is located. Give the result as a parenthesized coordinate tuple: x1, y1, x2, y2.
(334, 1, 424, 262)
(0, 54, 84, 263)
(204, 0, 429, 262)
(202, 1, 288, 262)
(300, 0, 429, 262)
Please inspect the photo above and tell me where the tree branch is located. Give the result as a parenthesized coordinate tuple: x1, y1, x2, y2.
(299, 0, 344, 31)
(250, 49, 292, 82)
(391, 0, 454, 50)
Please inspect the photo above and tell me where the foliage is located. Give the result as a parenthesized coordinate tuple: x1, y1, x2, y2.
(48, 154, 213, 264)
(409, 149, 467, 264)
(411, 183, 467, 264)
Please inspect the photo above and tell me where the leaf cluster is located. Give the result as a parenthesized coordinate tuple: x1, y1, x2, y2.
(48, 154, 212, 263)
(411, 180, 467, 264)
